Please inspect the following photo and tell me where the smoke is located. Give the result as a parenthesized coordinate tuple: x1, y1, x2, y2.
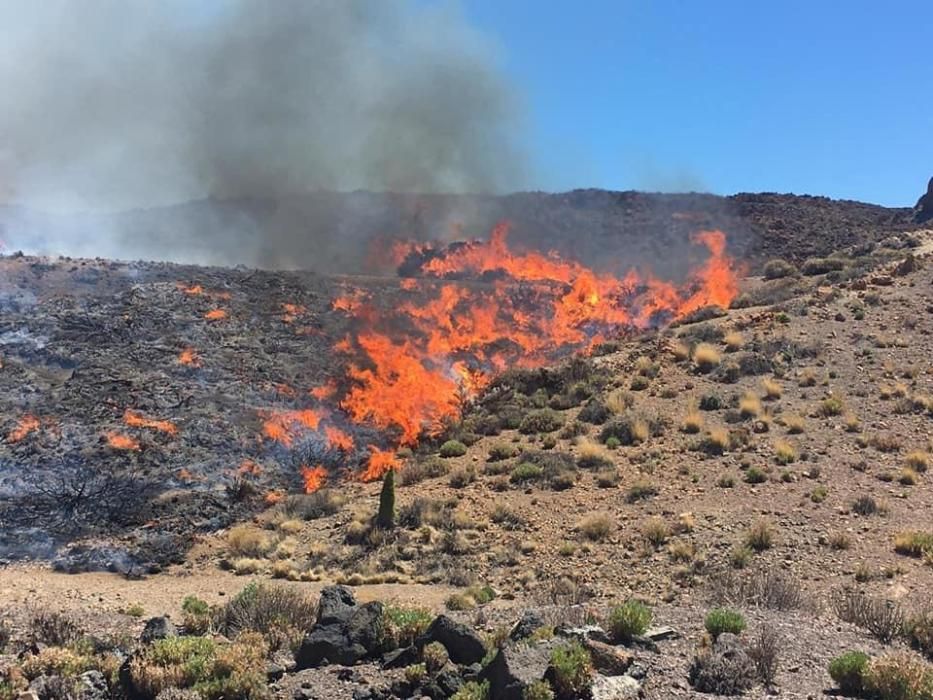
(0, 0, 525, 214)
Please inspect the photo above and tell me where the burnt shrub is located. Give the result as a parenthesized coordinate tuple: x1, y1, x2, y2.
(28, 610, 84, 647)
(688, 634, 756, 695)
(829, 587, 906, 644)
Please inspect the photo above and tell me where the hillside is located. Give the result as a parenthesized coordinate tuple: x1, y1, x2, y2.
(0, 226, 931, 699)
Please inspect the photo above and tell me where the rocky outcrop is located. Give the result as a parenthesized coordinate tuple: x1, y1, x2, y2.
(480, 640, 557, 700)
(139, 617, 176, 644)
(916, 177, 933, 223)
(294, 586, 385, 669)
(416, 616, 486, 666)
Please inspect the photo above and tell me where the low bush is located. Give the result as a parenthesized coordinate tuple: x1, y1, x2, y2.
(439, 440, 467, 458)
(549, 641, 593, 699)
(745, 520, 775, 551)
(576, 513, 613, 542)
(747, 626, 781, 686)
(862, 652, 933, 700)
(382, 605, 433, 650)
(519, 409, 565, 434)
(829, 587, 906, 644)
(829, 651, 870, 696)
(705, 608, 746, 638)
(399, 457, 449, 486)
(608, 600, 652, 643)
(510, 462, 544, 484)
(487, 443, 520, 462)
(219, 582, 316, 652)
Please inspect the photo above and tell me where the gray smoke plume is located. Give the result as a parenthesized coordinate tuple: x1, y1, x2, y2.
(0, 0, 526, 264)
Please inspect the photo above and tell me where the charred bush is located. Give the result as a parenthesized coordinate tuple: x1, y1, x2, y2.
(2, 455, 156, 536)
(830, 587, 905, 643)
(28, 609, 84, 647)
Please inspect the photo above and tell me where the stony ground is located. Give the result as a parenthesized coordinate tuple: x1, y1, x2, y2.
(0, 227, 931, 699)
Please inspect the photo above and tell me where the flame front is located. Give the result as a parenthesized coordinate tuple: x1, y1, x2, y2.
(254, 223, 739, 485)
(301, 465, 328, 493)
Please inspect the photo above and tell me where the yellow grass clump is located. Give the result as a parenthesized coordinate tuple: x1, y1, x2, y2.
(693, 343, 721, 372)
(226, 525, 272, 558)
(761, 377, 783, 400)
(774, 439, 798, 465)
(723, 331, 744, 352)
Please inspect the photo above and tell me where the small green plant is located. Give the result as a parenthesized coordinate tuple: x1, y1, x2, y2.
(523, 679, 555, 700)
(828, 651, 869, 696)
(605, 436, 621, 449)
(810, 485, 828, 503)
(819, 397, 844, 417)
(125, 603, 145, 618)
(451, 681, 490, 700)
(549, 641, 593, 699)
(382, 605, 433, 649)
(704, 608, 746, 638)
(404, 663, 427, 684)
(510, 462, 544, 484)
(730, 546, 753, 569)
(439, 440, 467, 458)
(182, 595, 213, 634)
(422, 641, 449, 674)
(608, 600, 652, 643)
(487, 443, 520, 461)
(745, 467, 767, 484)
(519, 409, 565, 434)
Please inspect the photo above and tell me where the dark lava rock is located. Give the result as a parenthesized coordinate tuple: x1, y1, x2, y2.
(417, 615, 486, 666)
(295, 586, 385, 668)
(916, 176, 933, 223)
(509, 609, 546, 641)
(583, 639, 633, 676)
(480, 641, 556, 700)
(317, 585, 357, 624)
(139, 616, 175, 644)
(78, 670, 110, 700)
(382, 644, 421, 669)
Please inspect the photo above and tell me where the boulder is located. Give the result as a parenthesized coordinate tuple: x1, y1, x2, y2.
(583, 639, 633, 676)
(317, 585, 357, 624)
(417, 616, 485, 666)
(591, 674, 641, 700)
(295, 600, 384, 668)
(480, 641, 556, 700)
(139, 616, 176, 644)
(509, 609, 545, 641)
(78, 671, 109, 700)
(915, 176, 933, 223)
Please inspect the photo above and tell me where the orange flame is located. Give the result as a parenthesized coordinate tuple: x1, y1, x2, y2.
(264, 490, 285, 505)
(179, 283, 204, 295)
(301, 465, 328, 493)
(123, 409, 177, 436)
(106, 432, 140, 450)
(238, 459, 262, 476)
(360, 446, 400, 482)
(7, 414, 40, 443)
(204, 309, 227, 321)
(178, 347, 201, 367)
(261, 408, 322, 447)
(324, 425, 354, 452)
(282, 303, 307, 323)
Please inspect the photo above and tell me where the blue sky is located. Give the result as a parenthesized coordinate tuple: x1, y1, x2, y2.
(462, 0, 932, 206)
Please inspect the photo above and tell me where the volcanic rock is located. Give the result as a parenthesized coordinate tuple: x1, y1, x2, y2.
(479, 640, 556, 700)
(416, 615, 486, 666)
(915, 176, 933, 223)
(295, 586, 384, 668)
(509, 609, 546, 641)
(583, 639, 634, 676)
(139, 616, 176, 644)
(590, 674, 642, 700)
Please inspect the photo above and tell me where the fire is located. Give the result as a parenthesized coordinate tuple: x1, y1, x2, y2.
(178, 347, 201, 367)
(238, 459, 262, 476)
(264, 490, 285, 505)
(360, 446, 400, 482)
(301, 465, 328, 493)
(123, 409, 178, 435)
(204, 309, 228, 321)
(253, 222, 738, 487)
(106, 432, 140, 450)
(261, 408, 322, 447)
(7, 414, 40, 443)
(282, 303, 307, 323)
(179, 283, 204, 295)
(324, 425, 354, 452)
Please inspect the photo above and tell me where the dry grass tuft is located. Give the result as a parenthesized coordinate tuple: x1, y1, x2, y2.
(761, 377, 783, 400)
(227, 525, 272, 558)
(773, 439, 798, 465)
(577, 513, 614, 542)
(905, 450, 930, 473)
(739, 393, 763, 418)
(682, 406, 704, 434)
(605, 388, 635, 415)
(782, 414, 805, 434)
(723, 332, 744, 352)
(693, 343, 721, 372)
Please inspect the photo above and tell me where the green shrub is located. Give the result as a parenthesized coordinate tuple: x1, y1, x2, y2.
(704, 608, 746, 638)
(523, 679, 555, 700)
(763, 259, 797, 280)
(487, 443, 520, 462)
(519, 409, 565, 434)
(699, 394, 723, 411)
(181, 595, 213, 635)
(451, 681, 489, 700)
(382, 605, 433, 650)
(549, 641, 593, 699)
(423, 641, 449, 674)
(440, 440, 468, 458)
(510, 462, 544, 484)
(219, 582, 316, 652)
(625, 481, 658, 503)
(745, 467, 767, 484)
(828, 651, 869, 696)
(608, 600, 652, 643)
